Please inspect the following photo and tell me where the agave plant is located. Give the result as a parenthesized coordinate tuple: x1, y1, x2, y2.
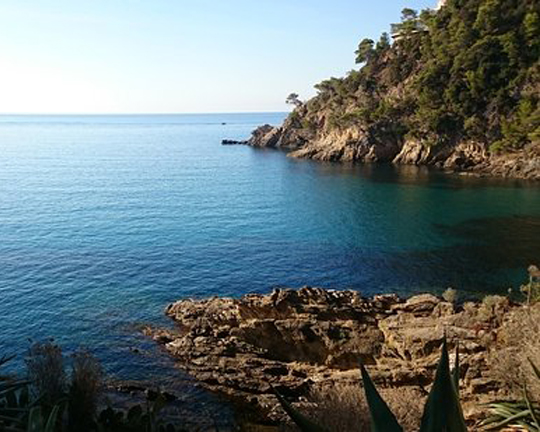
(0, 354, 60, 432)
(481, 360, 540, 431)
(0, 354, 30, 432)
(26, 405, 61, 432)
(275, 338, 467, 432)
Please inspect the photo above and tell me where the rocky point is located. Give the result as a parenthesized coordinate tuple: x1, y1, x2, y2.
(147, 287, 524, 426)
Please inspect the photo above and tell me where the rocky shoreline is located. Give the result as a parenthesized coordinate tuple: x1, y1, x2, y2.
(229, 122, 540, 181)
(147, 286, 529, 427)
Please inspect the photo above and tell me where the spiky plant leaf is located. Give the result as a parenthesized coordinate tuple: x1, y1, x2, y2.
(0, 355, 16, 368)
(480, 406, 533, 430)
(0, 381, 29, 399)
(523, 386, 540, 431)
(419, 339, 467, 432)
(451, 342, 460, 395)
(44, 406, 59, 432)
(0, 414, 25, 425)
(26, 407, 43, 432)
(18, 386, 29, 408)
(360, 363, 403, 432)
(529, 359, 540, 381)
(273, 388, 329, 432)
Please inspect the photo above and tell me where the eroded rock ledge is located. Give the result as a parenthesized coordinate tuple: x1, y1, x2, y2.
(148, 287, 518, 423)
(243, 124, 540, 181)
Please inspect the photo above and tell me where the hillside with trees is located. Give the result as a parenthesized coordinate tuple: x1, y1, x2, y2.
(249, 0, 540, 179)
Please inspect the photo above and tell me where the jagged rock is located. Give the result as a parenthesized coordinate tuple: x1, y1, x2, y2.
(238, 123, 540, 180)
(287, 128, 400, 163)
(221, 139, 248, 145)
(248, 125, 282, 148)
(150, 287, 519, 423)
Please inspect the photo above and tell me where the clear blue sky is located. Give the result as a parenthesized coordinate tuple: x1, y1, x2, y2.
(0, 0, 435, 114)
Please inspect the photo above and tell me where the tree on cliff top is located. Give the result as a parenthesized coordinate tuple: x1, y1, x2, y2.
(286, 93, 303, 108)
(289, 0, 540, 152)
(355, 38, 375, 64)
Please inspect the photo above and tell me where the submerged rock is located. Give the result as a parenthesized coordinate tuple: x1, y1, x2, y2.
(149, 287, 518, 424)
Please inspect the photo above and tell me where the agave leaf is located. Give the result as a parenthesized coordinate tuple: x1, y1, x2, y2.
(0, 381, 30, 399)
(2, 427, 25, 432)
(18, 386, 29, 408)
(6, 388, 18, 409)
(0, 414, 25, 424)
(0, 407, 28, 413)
(26, 407, 43, 432)
(419, 339, 467, 432)
(523, 386, 540, 431)
(360, 363, 403, 432)
(529, 359, 540, 381)
(480, 409, 533, 430)
(44, 406, 59, 432)
(0, 355, 16, 368)
(273, 388, 329, 432)
(451, 342, 460, 395)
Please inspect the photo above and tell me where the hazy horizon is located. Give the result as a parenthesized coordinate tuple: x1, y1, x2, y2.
(0, 0, 435, 114)
(0, 111, 288, 116)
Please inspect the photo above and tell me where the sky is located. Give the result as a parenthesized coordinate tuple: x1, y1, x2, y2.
(0, 0, 435, 114)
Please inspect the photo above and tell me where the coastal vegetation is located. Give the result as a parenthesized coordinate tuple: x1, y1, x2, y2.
(305, 0, 540, 150)
(148, 267, 540, 431)
(245, 0, 540, 178)
(275, 339, 469, 432)
(0, 344, 191, 432)
(2, 267, 540, 431)
(275, 268, 540, 431)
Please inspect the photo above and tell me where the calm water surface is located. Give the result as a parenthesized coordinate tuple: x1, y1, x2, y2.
(1, 113, 539, 385)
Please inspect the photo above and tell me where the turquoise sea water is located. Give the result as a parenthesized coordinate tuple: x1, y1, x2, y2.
(0, 112, 539, 385)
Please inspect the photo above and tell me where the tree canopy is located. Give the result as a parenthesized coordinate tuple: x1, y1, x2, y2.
(292, 0, 540, 152)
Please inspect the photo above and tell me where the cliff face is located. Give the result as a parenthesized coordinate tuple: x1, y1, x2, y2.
(245, 0, 540, 180)
(249, 123, 540, 179)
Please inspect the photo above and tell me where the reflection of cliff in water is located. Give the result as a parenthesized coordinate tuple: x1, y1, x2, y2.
(310, 162, 537, 189)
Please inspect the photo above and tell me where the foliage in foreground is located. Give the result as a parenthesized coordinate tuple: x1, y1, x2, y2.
(0, 344, 192, 432)
(482, 359, 540, 430)
(276, 338, 467, 431)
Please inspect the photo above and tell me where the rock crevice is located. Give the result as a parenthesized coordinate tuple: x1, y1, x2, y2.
(149, 287, 516, 422)
(244, 123, 540, 180)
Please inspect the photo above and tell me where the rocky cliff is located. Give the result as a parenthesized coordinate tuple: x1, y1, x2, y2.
(247, 122, 540, 180)
(240, 0, 540, 180)
(148, 287, 528, 427)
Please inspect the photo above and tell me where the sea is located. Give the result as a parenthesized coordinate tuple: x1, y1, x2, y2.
(0, 113, 539, 421)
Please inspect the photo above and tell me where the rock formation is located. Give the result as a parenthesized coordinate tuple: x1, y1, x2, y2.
(232, 0, 540, 181)
(244, 123, 540, 180)
(148, 287, 522, 426)
(221, 139, 248, 145)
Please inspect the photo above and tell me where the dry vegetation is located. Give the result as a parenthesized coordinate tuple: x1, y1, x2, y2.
(302, 384, 370, 432)
(489, 302, 540, 399)
(68, 350, 103, 432)
(25, 342, 68, 409)
(277, 382, 425, 432)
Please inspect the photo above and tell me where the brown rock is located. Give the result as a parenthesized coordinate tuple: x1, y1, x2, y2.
(149, 287, 520, 423)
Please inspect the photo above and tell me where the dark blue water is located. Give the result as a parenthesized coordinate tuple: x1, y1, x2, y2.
(1, 113, 539, 382)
